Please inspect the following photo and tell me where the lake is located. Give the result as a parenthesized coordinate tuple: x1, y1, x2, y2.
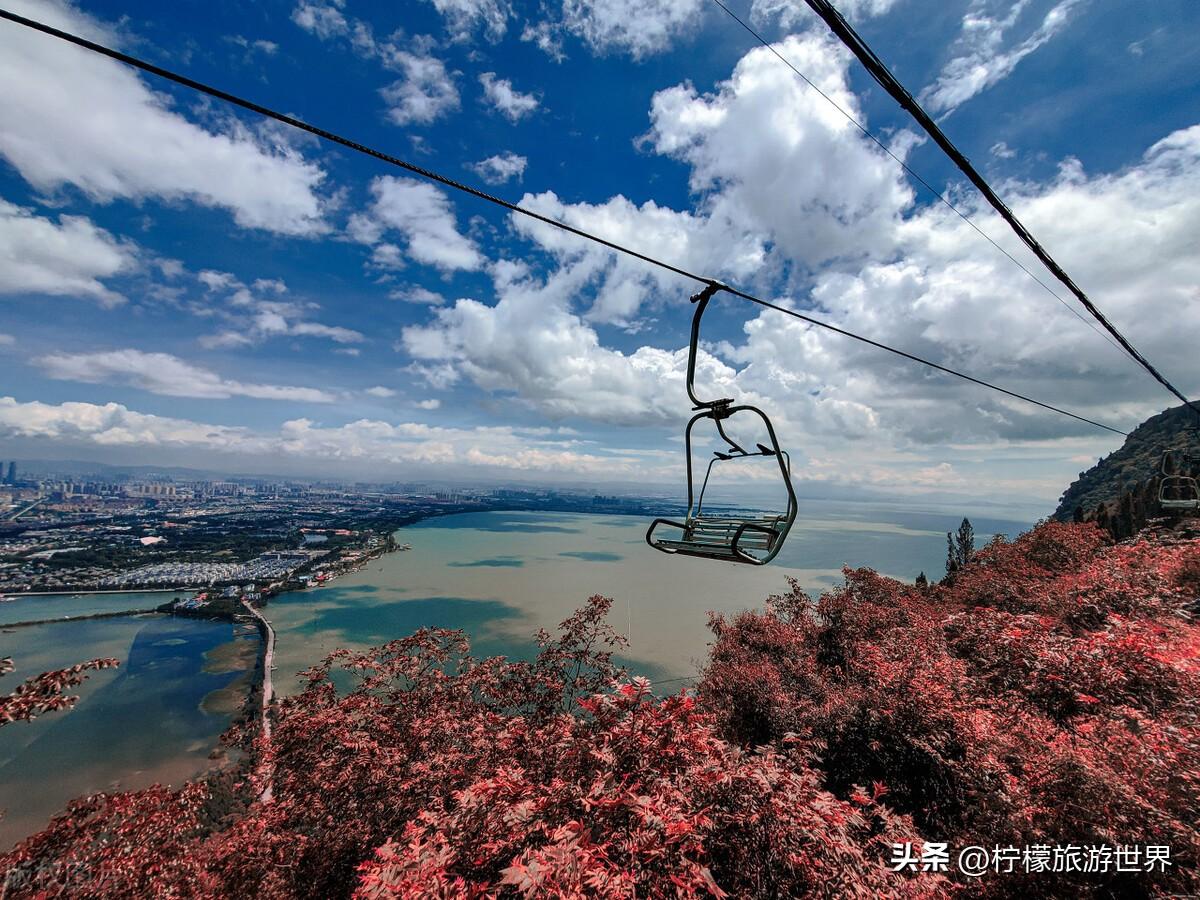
(0, 501, 1030, 848)
(268, 502, 1030, 694)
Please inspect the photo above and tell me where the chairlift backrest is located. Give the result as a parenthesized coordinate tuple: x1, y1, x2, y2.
(646, 283, 798, 565)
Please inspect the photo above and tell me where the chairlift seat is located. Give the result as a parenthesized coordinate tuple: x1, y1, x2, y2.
(1159, 475, 1200, 511)
(1157, 449, 1200, 512)
(648, 514, 788, 563)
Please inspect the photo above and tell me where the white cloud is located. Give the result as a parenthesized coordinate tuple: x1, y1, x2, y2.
(291, 0, 350, 40)
(558, 0, 705, 59)
(290, 322, 365, 343)
(508, 190, 762, 327)
(0, 334, 15, 346)
(401, 261, 738, 425)
(379, 46, 461, 126)
(0, 396, 653, 476)
(478, 73, 539, 122)
(642, 34, 915, 271)
(920, 0, 1083, 116)
(0, 396, 265, 450)
(0, 198, 134, 306)
(348, 176, 484, 272)
(415, 398, 441, 410)
(365, 385, 397, 397)
(425, 0, 512, 42)
(521, 21, 566, 61)
(0, 0, 329, 236)
(38, 350, 337, 402)
(226, 35, 280, 57)
(291, 3, 458, 126)
(715, 123, 1200, 449)
(750, 0, 900, 28)
(469, 152, 528, 185)
(390, 286, 447, 305)
(194, 271, 366, 347)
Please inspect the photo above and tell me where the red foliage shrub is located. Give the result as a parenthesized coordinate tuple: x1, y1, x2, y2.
(701, 523, 1200, 897)
(0, 656, 119, 726)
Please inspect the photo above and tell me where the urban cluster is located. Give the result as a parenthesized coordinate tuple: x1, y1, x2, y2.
(0, 461, 664, 596)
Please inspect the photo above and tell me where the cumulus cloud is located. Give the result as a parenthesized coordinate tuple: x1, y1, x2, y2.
(0, 396, 655, 476)
(0, 198, 134, 306)
(193, 270, 365, 348)
(400, 260, 739, 425)
(484, 35, 910, 329)
(291, 4, 458, 125)
(509, 190, 763, 327)
(643, 34, 915, 271)
(1, 0, 329, 236)
(778, 124, 1200, 443)
(38, 349, 337, 402)
(920, 0, 1083, 116)
(425, 0, 512, 42)
(0, 334, 15, 346)
(558, 0, 705, 59)
(348, 176, 484, 272)
(365, 385, 397, 397)
(415, 398, 441, 410)
(469, 152, 528, 185)
(478, 73, 539, 122)
(291, 0, 351, 40)
(379, 44, 461, 126)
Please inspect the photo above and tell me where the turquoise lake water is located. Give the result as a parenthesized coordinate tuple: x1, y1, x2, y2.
(0, 501, 1030, 848)
(0, 589, 180, 625)
(268, 503, 1030, 695)
(0, 615, 255, 849)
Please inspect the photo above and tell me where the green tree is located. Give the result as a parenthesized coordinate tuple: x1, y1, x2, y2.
(946, 518, 975, 575)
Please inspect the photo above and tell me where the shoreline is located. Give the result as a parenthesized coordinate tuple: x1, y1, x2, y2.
(0, 608, 162, 628)
(0, 588, 183, 597)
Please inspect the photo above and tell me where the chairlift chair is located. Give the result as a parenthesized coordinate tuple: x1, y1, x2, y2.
(646, 283, 798, 565)
(1157, 448, 1200, 512)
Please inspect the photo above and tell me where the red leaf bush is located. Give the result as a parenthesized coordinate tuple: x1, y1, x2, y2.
(701, 521, 1200, 897)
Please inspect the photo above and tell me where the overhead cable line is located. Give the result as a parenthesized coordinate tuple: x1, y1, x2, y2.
(0, 8, 1128, 438)
(707, 0, 1132, 364)
(769, 0, 1199, 420)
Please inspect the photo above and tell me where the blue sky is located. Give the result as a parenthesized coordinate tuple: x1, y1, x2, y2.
(0, 0, 1197, 510)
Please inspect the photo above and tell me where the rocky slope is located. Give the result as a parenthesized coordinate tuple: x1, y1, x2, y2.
(1054, 404, 1200, 520)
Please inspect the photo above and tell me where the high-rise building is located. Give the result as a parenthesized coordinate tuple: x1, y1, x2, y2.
(4, 462, 14, 485)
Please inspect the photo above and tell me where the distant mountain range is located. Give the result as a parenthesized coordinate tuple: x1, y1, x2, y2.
(1054, 404, 1200, 520)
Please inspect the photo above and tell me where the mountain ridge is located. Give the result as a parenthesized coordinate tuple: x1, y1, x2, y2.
(1054, 404, 1200, 521)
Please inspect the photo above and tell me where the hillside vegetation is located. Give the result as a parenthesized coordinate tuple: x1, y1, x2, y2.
(2, 520, 1198, 898)
(1055, 404, 1200, 520)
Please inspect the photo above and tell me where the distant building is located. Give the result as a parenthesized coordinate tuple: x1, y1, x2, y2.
(4, 462, 14, 485)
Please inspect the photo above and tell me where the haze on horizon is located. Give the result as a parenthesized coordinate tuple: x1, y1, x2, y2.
(1, 0, 1198, 513)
